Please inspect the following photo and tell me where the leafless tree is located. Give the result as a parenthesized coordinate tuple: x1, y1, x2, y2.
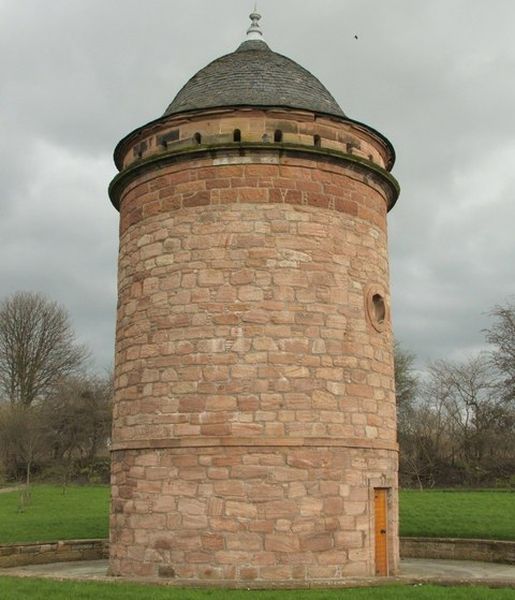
(0, 292, 88, 406)
(42, 374, 112, 466)
(420, 355, 514, 485)
(394, 340, 419, 428)
(485, 301, 515, 404)
(0, 404, 46, 506)
(396, 339, 515, 487)
(0, 373, 112, 487)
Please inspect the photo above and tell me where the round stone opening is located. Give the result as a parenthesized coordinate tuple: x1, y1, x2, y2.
(372, 294, 385, 324)
(366, 287, 387, 332)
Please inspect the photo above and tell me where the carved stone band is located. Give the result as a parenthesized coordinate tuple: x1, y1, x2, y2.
(111, 436, 399, 452)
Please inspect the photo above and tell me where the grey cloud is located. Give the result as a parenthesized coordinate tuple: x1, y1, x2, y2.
(1, 0, 514, 371)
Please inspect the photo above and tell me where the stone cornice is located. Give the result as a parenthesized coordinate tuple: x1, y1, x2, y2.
(109, 143, 400, 211)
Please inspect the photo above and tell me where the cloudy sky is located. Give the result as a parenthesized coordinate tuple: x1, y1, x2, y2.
(1, 0, 514, 371)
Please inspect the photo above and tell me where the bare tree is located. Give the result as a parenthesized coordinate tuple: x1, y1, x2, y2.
(485, 301, 515, 403)
(0, 404, 46, 507)
(42, 374, 112, 478)
(400, 370, 448, 489)
(0, 373, 112, 488)
(394, 340, 419, 426)
(0, 292, 88, 406)
(422, 355, 514, 485)
(397, 340, 515, 487)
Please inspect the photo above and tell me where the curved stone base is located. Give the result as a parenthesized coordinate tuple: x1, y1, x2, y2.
(110, 445, 398, 582)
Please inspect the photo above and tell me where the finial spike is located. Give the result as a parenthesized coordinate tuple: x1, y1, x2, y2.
(246, 6, 265, 42)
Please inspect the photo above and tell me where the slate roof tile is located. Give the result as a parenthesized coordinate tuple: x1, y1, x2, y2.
(163, 40, 345, 118)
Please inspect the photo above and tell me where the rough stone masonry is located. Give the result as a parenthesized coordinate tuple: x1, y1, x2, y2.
(108, 14, 400, 585)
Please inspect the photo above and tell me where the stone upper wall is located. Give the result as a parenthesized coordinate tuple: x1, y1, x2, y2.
(116, 153, 392, 234)
(112, 157, 395, 447)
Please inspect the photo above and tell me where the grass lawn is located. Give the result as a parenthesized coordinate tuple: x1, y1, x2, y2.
(1, 485, 514, 544)
(0, 484, 109, 544)
(399, 489, 515, 541)
(0, 579, 514, 600)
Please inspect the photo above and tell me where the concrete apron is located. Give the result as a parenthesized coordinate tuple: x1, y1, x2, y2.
(1, 559, 515, 589)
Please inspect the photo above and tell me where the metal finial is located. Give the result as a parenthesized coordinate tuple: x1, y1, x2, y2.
(246, 7, 264, 41)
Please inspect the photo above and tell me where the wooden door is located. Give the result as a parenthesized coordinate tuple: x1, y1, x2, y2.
(374, 488, 388, 576)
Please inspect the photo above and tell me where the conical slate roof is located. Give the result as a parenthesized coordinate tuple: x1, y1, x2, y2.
(163, 39, 345, 119)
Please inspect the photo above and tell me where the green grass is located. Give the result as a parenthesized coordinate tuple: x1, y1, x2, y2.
(1, 486, 514, 545)
(0, 484, 109, 544)
(0, 579, 514, 600)
(399, 489, 515, 541)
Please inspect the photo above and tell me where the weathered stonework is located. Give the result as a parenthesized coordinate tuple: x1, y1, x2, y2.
(400, 538, 515, 565)
(0, 540, 108, 568)
(109, 33, 400, 585)
(111, 446, 397, 581)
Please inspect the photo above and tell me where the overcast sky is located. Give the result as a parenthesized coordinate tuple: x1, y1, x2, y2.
(1, 0, 514, 372)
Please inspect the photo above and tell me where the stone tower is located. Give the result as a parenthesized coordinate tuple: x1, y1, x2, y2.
(109, 12, 400, 584)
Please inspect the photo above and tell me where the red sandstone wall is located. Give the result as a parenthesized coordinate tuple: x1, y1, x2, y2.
(110, 144, 398, 581)
(111, 447, 397, 581)
(114, 157, 394, 445)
